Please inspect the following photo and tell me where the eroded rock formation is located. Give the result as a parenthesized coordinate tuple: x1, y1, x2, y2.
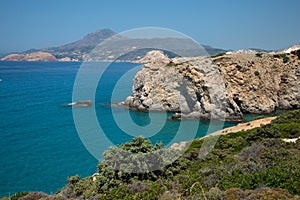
(123, 49, 300, 121)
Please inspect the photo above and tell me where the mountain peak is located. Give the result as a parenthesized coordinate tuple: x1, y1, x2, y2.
(41, 29, 116, 54)
(82, 29, 116, 42)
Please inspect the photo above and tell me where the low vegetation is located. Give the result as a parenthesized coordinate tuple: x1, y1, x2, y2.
(255, 53, 263, 58)
(254, 70, 260, 76)
(274, 53, 290, 63)
(280, 53, 290, 63)
(210, 52, 226, 58)
(2, 110, 300, 199)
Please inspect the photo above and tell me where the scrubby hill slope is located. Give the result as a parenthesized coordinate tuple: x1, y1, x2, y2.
(4, 110, 299, 199)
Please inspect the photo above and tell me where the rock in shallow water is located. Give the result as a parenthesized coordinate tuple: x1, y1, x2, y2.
(65, 100, 92, 107)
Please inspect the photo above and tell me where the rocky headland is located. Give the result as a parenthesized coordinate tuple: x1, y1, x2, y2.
(0, 51, 57, 62)
(123, 47, 300, 121)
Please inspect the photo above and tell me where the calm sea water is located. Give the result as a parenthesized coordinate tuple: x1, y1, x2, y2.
(0, 61, 244, 196)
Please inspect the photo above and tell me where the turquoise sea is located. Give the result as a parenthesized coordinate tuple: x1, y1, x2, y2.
(0, 61, 264, 196)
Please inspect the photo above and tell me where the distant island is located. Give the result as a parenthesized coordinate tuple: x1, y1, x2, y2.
(0, 29, 226, 62)
(0, 51, 57, 62)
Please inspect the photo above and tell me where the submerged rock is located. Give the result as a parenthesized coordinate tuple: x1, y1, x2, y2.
(65, 100, 92, 107)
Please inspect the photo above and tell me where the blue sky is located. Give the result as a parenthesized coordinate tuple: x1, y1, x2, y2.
(0, 0, 299, 53)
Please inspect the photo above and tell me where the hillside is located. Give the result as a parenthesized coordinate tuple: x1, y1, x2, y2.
(3, 110, 300, 199)
(41, 29, 116, 61)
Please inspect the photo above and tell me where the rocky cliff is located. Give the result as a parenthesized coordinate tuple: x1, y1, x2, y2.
(0, 51, 57, 62)
(123, 49, 300, 121)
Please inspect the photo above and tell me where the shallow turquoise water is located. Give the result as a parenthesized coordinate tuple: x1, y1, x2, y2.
(0, 61, 241, 196)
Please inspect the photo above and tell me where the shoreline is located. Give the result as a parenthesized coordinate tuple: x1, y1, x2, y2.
(171, 116, 277, 150)
(205, 116, 277, 138)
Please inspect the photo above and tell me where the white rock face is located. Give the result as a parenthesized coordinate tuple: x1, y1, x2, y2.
(226, 49, 258, 55)
(58, 57, 72, 62)
(282, 45, 300, 54)
(133, 50, 170, 64)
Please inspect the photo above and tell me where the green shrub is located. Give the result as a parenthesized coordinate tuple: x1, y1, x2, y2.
(185, 139, 203, 153)
(68, 174, 80, 184)
(280, 53, 289, 63)
(255, 53, 263, 58)
(10, 192, 29, 200)
(73, 177, 98, 198)
(211, 52, 225, 58)
(254, 70, 260, 76)
(215, 135, 248, 152)
(166, 61, 180, 67)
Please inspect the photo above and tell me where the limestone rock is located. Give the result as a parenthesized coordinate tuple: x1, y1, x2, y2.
(133, 50, 170, 64)
(124, 49, 300, 121)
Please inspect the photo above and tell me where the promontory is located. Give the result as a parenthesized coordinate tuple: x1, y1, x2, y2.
(123, 47, 300, 121)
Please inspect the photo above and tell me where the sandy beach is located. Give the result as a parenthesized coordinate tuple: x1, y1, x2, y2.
(171, 116, 277, 150)
(206, 116, 277, 138)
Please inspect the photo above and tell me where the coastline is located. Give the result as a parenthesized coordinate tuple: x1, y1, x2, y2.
(171, 116, 277, 150)
(205, 116, 277, 138)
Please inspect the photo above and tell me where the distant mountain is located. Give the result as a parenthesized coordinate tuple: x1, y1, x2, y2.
(39, 29, 117, 61)
(43, 29, 115, 52)
(249, 48, 272, 52)
(1, 29, 227, 62)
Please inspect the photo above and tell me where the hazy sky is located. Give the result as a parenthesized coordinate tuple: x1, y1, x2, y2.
(0, 0, 299, 53)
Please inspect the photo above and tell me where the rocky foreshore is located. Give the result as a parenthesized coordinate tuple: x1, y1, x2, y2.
(123, 47, 300, 121)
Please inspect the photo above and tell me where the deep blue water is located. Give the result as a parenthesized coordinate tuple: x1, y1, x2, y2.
(0, 61, 241, 197)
